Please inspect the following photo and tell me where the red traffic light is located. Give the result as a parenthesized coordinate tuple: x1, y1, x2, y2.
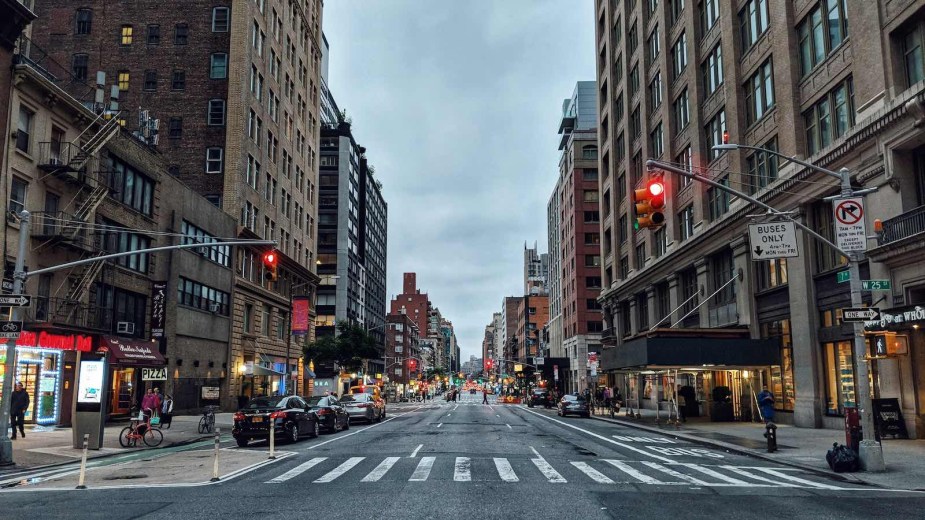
(262, 251, 278, 281)
(408, 359, 417, 370)
(263, 252, 277, 265)
(648, 181, 664, 197)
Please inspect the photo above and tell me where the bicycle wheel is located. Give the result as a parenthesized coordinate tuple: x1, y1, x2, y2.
(198, 416, 208, 434)
(143, 427, 164, 447)
(206, 415, 215, 433)
(119, 426, 136, 447)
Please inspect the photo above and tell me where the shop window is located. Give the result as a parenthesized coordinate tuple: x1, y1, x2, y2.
(823, 341, 856, 416)
(755, 258, 788, 291)
(761, 319, 795, 411)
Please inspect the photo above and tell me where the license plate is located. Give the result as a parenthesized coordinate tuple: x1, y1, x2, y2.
(252, 417, 263, 423)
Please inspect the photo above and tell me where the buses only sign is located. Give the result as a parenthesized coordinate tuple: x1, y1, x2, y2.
(748, 222, 799, 260)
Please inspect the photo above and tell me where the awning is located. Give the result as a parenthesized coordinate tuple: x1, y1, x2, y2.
(251, 364, 285, 377)
(602, 335, 780, 371)
(101, 335, 166, 366)
(304, 369, 316, 379)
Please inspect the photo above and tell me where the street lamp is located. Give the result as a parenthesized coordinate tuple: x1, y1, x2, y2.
(710, 142, 883, 471)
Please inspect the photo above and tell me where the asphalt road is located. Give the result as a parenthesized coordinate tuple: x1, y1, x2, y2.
(3, 392, 923, 519)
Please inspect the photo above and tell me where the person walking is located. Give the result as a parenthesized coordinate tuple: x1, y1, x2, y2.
(10, 382, 29, 439)
(757, 386, 775, 424)
(482, 387, 489, 405)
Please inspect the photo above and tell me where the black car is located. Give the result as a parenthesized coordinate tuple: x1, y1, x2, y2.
(233, 395, 320, 447)
(527, 389, 551, 408)
(557, 394, 590, 417)
(305, 395, 350, 433)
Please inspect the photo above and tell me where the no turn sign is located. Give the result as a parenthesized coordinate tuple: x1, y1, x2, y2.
(833, 197, 867, 252)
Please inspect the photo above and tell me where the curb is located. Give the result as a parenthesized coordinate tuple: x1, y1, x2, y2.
(589, 414, 873, 485)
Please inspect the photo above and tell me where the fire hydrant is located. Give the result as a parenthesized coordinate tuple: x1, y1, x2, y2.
(763, 422, 778, 453)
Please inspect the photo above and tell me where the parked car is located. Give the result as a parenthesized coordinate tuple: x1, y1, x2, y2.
(527, 388, 551, 408)
(349, 385, 383, 402)
(232, 395, 319, 448)
(557, 394, 590, 417)
(305, 395, 350, 433)
(339, 393, 384, 423)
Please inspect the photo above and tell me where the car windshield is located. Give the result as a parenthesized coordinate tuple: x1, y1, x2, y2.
(339, 395, 358, 403)
(243, 396, 286, 409)
(306, 396, 327, 406)
(565, 395, 584, 401)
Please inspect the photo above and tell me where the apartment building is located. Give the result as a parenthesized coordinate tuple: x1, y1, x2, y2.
(385, 311, 419, 393)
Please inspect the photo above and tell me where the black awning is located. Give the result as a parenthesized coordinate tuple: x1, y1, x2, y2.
(601, 336, 780, 371)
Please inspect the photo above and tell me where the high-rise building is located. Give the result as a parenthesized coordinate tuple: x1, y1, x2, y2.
(524, 242, 549, 295)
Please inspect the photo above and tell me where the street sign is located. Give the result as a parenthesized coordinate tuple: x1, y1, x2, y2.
(141, 367, 167, 380)
(0, 320, 23, 339)
(842, 307, 881, 322)
(861, 280, 891, 291)
(748, 222, 799, 260)
(837, 270, 851, 283)
(0, 295, 31, 307)
(2, 279, 13, 292)
(833, 197, 867, 252)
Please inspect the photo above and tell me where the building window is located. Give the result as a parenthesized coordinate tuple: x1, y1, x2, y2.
(823, 340, 855, 416)
(674, 88, 689, 131)
(707, 176, 730, 220)
(178, 277, 230, 315)
(583, 190, 599, 203)
(120, 25, 133, 45)
(705, 109, 726, 160)
(243, 303, 253, 333)
(619, 299, 631, 336)
(212, 7, 230, 32)
(756, 258, 788, 291)
(584, 211, 600, 223)
(649, 123, 663, 158)
(739, 0, 769, 51)
(15, 106, 32, 153)
(901, 23, 925, 87)
(97, 286, 147, 338)
(210, 53, 228, 79)
(804, 78, 854, 155)
(628, 20, 638, 55)
(619, 214, 628, 244)
(629, 65, 639, 98)
(261, 304, 271, 336)
(678, 205, 694, 240)
(669, 0, 685, 27)
(630, 107, 641, 139)
(582, 145, 598, 160)
(617, 172, 626, 201)
(147, 24, 160, 45)
(205, 147, 224, 173)
(635, 244, 646, 271)
(701, 0, 720, 34)
(143, 70, 157, 91)
(207, 99, 226, 126)
(72, 53, 89, 80)
(586, 276, 602, 289)
(98, 218, 151, 273)
(680, 267, 698, 317)
(168, 117, 182, 139)
(745, 59, 775, 125)
(812, 201, 848, 273)
(672, 31, 687, 79)
(677, 146, 693, 187)
(9, 177, 27, 217)
(585, 255, 602, 267)
(108, 157, 154, 216)
(648, 25, 661, 65)
(117, 71, 130, 92)
(649, 72, 662, 110)
(798, 0, 849, 76)
(653, 227, 667, 258)
(172, 70, 186, 90)
(636, 292, 649, 331)
(745, 137, 779, 193)
(710, 248, 735, 305)
(761, 319, 795, 411)
(702, 42, 723, 95)
(174, 23, 188, 45)
(75, 9, 92, 35)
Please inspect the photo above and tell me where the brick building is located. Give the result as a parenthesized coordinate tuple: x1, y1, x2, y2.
(385, 311, 419, 391)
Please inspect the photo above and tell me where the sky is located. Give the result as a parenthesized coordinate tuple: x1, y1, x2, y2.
(323, 0, 596, 360)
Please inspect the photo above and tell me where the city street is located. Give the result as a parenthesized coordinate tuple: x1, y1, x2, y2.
(2, 393, 923, 519)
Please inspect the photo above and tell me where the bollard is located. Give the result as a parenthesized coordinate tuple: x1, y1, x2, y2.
(76, 433, 90, 489)
(764, 422, 778, 453)
(268, 421, 276, 460)
(210, 428, 221, 482)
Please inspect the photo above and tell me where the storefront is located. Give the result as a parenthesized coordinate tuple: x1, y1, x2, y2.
(99, 335, 167, 417)
(0, 330, 93, 426)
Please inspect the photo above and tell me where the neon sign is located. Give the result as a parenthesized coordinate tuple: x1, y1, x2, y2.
(16, 331, 94, 352)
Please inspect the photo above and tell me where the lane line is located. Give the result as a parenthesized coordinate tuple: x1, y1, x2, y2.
(641, 461, 711, 486)
(454, 457, 472, 482)
(314, 457, 365, 483)
(453, 404, 459, 411)
(409, 456, 436, 481)
(410, 444, 423, 458)
(571, 461, 615, 484)
(266, 457, 327, 483)
(674, 463, 762, 487)
(506, 423, 513, 430)
(437, 423, 443, 428)
(750, 467, 844, 490)
(361, 457, 400, 482)
(602, 459, 674, 485)
(517, 407, 675, 463)
(494, 457, 518, 482)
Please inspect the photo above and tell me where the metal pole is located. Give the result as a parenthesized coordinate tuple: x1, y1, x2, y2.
(210, 428, 221, 482)
(0, 210, 30, 466)
(286, 291, 292, 395)
(76, 433, 89, 489)
(268, 420, 276, 460)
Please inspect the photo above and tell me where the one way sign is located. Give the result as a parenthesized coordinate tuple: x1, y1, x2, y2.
(842, 307, 880, 322)
(0, 295, 31, 307)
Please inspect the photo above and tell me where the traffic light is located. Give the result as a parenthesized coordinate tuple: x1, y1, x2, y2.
(485, 359, 493, 371)
(633, 175, 666, 230)
(262, 251, 278, 282)
(408, 359, 417, 372)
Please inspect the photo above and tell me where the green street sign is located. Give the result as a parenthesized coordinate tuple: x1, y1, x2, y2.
(861, 280, 891, 291)
(837, 271, 850, 283)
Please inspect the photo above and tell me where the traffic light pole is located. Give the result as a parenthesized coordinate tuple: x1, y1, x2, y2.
(648, 155, 884, 471)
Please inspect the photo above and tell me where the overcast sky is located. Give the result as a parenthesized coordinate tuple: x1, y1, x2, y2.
(323, 0, 595, 360)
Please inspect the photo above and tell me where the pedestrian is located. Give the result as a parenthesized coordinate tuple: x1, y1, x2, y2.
(9, 382, 29, 439)
(676, 385, 687, 423)
(482, 387, 489, 405)
(160, 394, 175, 428)
(613, 390, 623, 413)
(140, 388, 156, 418)
(757, 385, 775, 424)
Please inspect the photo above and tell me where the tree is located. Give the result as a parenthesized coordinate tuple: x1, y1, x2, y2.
(303, 320, 379, 373)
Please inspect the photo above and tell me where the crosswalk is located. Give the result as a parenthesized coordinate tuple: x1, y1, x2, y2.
(262, 455, 848, 490)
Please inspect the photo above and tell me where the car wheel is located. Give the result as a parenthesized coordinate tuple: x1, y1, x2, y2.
(310, 420, 320, 438)
(344, 416, 350, 430)
(235, 437, 249, 448)
(331, 418, 340, 433)
(288, 423, 299, 443)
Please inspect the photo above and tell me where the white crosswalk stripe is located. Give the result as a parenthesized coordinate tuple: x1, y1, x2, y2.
(749, 467, 844, 490)
(494, 457, 519, 482)
(314, 457, 365, 483)
(454, 457, 471, 482)
(361, 457, 400, 482)
(531, 458, 567, 483)
(672, 462, 761, 487)
(641, 461, 711, 486)
(571, 461, 615, 484)
(265, 457, 327, 484)
(603, 459, 672, 485)
(409, 456, 436, 481)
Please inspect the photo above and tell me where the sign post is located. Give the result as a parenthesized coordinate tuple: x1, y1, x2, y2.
(747, 222, 799, 260)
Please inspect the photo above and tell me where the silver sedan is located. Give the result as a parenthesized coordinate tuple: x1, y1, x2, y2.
(338, 393, 383, 423)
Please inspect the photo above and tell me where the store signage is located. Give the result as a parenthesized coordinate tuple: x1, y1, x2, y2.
(202, 386, 220, 400)
(842, 307, 880, 322)
(150, 282, 167, 339)
(141, 367, 167, 381)
(76, 359, 105, 404)
(864, 305, 925, 331)
(553, 364, 559, 381)
(535, 356, 544, 365)
(832, 197, 867, 252)
(16, 331, 94, 351)
(0, 294, 31, 307)
(872, 398, 909, 439)
(748, 222, 799, 260)
(514, 364, 523, 373)
(0, 320, 23, 339)
(861, 280, 891, 291)
(588, 352, 599, 377)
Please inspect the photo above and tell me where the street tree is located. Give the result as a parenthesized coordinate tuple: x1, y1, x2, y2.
(303, 320, 379, 373)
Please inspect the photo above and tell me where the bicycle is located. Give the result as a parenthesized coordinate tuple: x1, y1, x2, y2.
(119, 409, 163, 448)
(198, 405, 218, 434)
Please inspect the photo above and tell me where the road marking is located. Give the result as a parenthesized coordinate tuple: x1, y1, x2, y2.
(314, 457, 364, 483)
(506, 423, 512, 430)
(496, 414, 500, 418)
(749, 467, 844, 490)
(674, 463, 760, 487)
(361, 457, 400, 482)
(571, 461, 615, 484)
(266, 457, 327, 483)
(603, 459, 674, 485)
(493, 458, 518, 482)
(721, 466, 800, 487)
(518, 407, 675, 463)
(409, 456, 436, 481)
(454, 457, 472, 481)
(303, 410, 412, 451)
(529, 446, 542, 457)
(437, 423, 443, 428)
(453, 404, 459, 411)
(410, 444, 423, 458)
(531, 458, 567, 483)
(641, 461, 711, 486)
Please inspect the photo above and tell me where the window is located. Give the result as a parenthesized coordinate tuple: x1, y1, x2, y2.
(648, 0, 659, 15)
(619, 256, 630, 281)
(710, 248, 735, 305)
(586, 276, 602, 289)
(243, 303, 254, 333)
(635, 244, 646, 271)
(707, 176, 730, 220)
(174, 23, 188, 45)
(619, 214, 628, 244)
(619, 299, 631, 335)
(108, 158, 154, 215)
(143, 70, 157, 91)
(812, 201, 848, 272)
(630, 107, 641, 138)
(745, 59, 775, 125)
(207, 99, 225, 126)
(756, 258, 788, 291)
(147, 24, 160, 45)
(648, 25, 661, 64)
(678, 205, 694, 240)
(615, 132, 626, 163)
(168, 117, 182, 139)
(9, 177, 27, 217)
(98, 219, 151, 273)
(761, 319, 795, 411)
(674, 88, 689, 131)
(176, 277, 231, 316)
(703, 42, 723, 95)
(120, 25, 133, 45)
(653, 227, 667, 258)
(672, 32, 687, 79)
(15, 106, 32, 153)
(739, 0, 769, 51)
(628, 20, 638, 55)
(823, 341, 855, 416)
(701, 0, 719, 34)
(631, 152, 643, 186)
(118, 71, 130, 92)
(649, 123, 663, 158)
(212, 7, 230, 32)
(210, 53, 228, 79)
(636, 292, 649, 331)
(585, 232, 601, 245)
(901, 24, 925, 87)
(670, 0, 685, 26)
(677, 146, 693, 187)
(745, 137, 779, 193)
(797, 0, 848, 76)
(583, 190, 599, 203)
(181, 220, 231, 267)
(205, 147, 224, 173)
(649, 72, 662, 110)
(617, 173, 626, 202)
(98, 286, 147, 338)
(705, 109, 726, 160)
(172, 70, 186, 90)
(75, 9, 92, 35)
(804, 78, 854, 155)
(584, 211, 600, 223)
(583, 168, 599, 181)
(585, 255, 602, 267)
(72, 54, 88, 80)
(680, 267, 698, 317)
(629, 65, 639, 97)
(246, 155, 260, 189)
(582, 145, 598, 160)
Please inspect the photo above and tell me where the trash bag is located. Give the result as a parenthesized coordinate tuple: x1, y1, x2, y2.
(825, 442, 860, 473)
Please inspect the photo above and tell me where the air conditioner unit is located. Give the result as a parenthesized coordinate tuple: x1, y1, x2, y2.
(116, 321, 135, 334)
(208, 302, 220, 313)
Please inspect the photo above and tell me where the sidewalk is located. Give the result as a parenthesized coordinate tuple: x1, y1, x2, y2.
(1, 413, 234, 473)
(591, 407, 925, 490)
